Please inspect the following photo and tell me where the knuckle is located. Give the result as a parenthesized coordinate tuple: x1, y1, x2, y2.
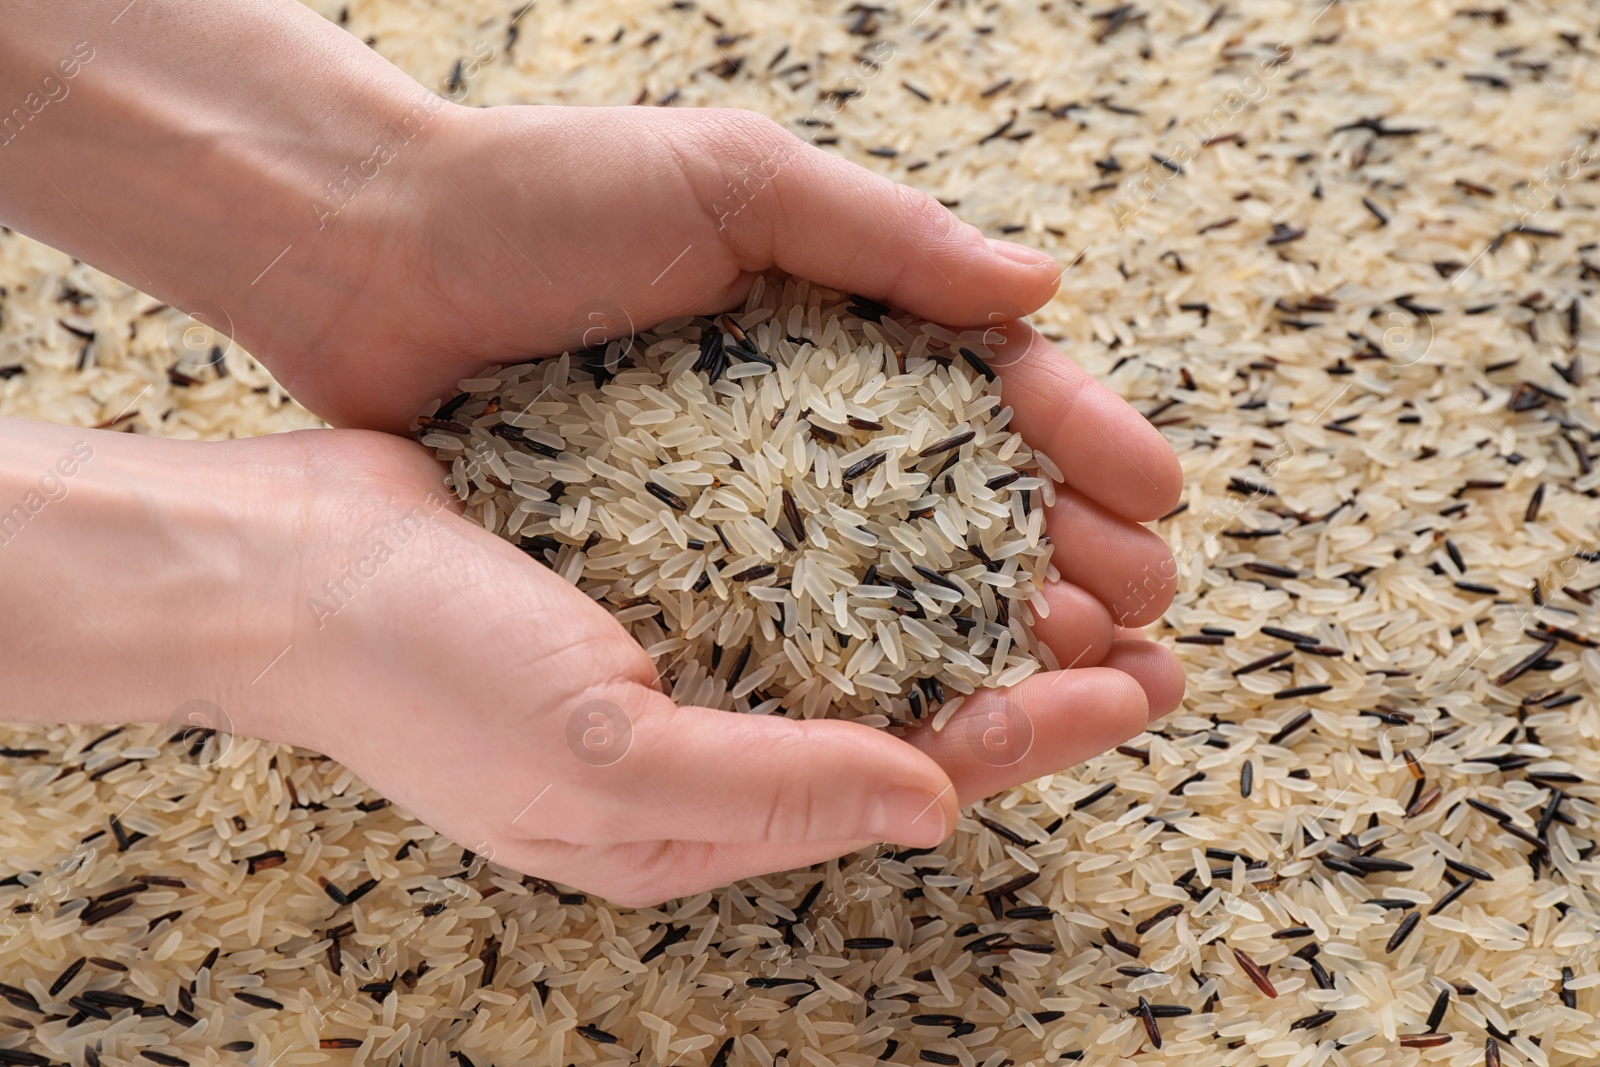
(756, 729, 825, 844)
(892, 182, 963, 244)
(699, 107, 788, 147)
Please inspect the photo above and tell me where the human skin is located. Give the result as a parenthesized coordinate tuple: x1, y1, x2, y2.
(0, 1, 1184, 904)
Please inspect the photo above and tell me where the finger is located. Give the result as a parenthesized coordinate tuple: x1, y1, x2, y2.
(1031, 579, 1115, 671)
(1044, 485, 1177, 627)
(495, 837, 879, 909)
(987, 321, 1184, 522)
(902, 667, 1149, 804)
(566, 691, 958, 849)
(1100, 639, 1186, 720)
(701, 113, 1064, 325)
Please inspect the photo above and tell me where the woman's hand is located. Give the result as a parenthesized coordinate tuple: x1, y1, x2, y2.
(249, 427, 1182, 907)
(260, 104, 1067, 434)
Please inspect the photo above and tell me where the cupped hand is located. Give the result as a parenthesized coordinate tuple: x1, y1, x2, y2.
(256, 101, 1185, 674)
(264, 104, 1065, 435)
(259, 414, 1181, 907)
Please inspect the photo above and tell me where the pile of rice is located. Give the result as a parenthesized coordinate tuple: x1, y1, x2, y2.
(1, 0, 1598, 1065)
(414, 276, 1057, 726)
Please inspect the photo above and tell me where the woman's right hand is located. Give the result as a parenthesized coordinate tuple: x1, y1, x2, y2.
(0, 416, 1179, 907)
(240, 416, 1180, 906)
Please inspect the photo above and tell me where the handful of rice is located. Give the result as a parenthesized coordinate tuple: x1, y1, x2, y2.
(415, 277, 1063, 728)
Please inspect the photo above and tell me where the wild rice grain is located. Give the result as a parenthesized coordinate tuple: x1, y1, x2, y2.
(1406, 785, 1442, 818)
(958, 347, 996, 381)
(1387, 912, 1422, 953)
(234, 992, 284, 1010)
(1443, 858, 1494, 882)
(576, 1025, 619, 1045)
(1426, 987, 1451, 1031)
(844, 937, 896, 950)
(918, 430, 975, 457)
(1135, 997, 1162, 1048)
(645, 481, 688, 512)
(138, 1054, 188, 1067)
(49, 957, 85, 996)
(1231, 948, 1277, 998)
(1233, 650, 1292, 675)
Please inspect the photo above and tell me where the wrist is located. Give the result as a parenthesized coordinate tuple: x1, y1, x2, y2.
(0, 420, 311, 741)
(0, 1, 467, 399)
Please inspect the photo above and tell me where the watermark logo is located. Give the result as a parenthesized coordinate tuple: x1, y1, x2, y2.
(309, 90, 449, 232)
(0, 439, 94, 549)
(565, 699, 633, 767)
(307, 493, 451, 629)
(950, 691, 1035, 768)
(0, 841, 97, 948)
(567, 298, 637, 357)
(167, 699, 235, 767)
(0, 41, 95, 151)
(1377, 305, 1436, 367)
(965, 298, 1036, 371)
(165, 298, 235, 365)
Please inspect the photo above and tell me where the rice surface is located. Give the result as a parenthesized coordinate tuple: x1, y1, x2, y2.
(0, 0, 1597, 1065)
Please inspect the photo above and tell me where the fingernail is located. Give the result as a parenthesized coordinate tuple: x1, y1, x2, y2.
(864, 787, 948, 845)
(987, 238, 1059, 271)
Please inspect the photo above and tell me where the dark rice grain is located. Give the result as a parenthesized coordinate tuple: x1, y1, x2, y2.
(1231, 948, 1277, 997)
(49, 957, 86, 997)
(1444, 858, 1494, 881)
(1386, 911, 1421, 953)
(958, 347, 996, 381)
(1426, 986, 1450, 1031)
(1135, 997, 1162, 1048)
(576, 1024, 618, 1045)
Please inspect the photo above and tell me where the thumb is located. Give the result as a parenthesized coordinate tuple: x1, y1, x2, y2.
(702, 112, 1063, 325)
(587, 689, 958, 848)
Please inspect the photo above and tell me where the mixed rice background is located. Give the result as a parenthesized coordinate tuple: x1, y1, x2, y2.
(2, 1, 1599, 1066)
